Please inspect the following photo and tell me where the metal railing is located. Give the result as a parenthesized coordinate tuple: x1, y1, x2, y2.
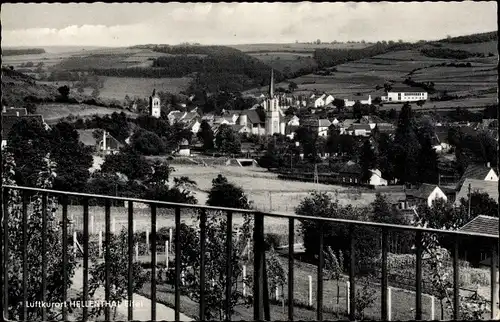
(1, 185, 499, 321)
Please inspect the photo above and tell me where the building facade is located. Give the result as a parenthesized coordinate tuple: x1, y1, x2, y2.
(149, 89, 161, 118)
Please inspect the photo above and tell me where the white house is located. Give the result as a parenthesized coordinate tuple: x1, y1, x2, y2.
(381, 87, 428, 103)
(286, 115, 300, 126)
(178, 139, 190, 156)
(368, 169, 388, 186)
(344, 95, 372, 107)
(346, 124, 372, 137)
(314, 94, 335, 108)
(405, 184, 447, 208)
(456, 163, 498, 190)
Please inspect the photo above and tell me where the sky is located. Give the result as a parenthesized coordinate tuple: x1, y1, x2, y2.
(1, 2, 498, 47)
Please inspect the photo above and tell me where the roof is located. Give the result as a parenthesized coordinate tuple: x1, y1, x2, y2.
(360, 115, 384, 124)
(229, 124, 246, 132)
(339, 161, 362, 174)
(459, 215, 499, 237)
(183, 112, 200, 122)
(77, 129, 98, 146)
(406, 184, 440, 199)
(455, 178, 498, 206)
(2, 108, 27, 116)
(240, 109, 264, 124)
(348, 124, 372, 131)
(389, 86, 427, 93)
(2, 115, 44, 136)
(318, 119, 331, 127)
(285, 125, 300, 135)
(457, 164, 496, 189)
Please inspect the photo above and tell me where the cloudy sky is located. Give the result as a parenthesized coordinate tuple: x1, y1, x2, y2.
(2, 2, 498, 47)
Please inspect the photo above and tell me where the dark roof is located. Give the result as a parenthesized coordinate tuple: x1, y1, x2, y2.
(348, 124, 372, 131)
(457, 164, 496, 189)
(77, 130, 98, 146)
(459, 215, 499, 237)
(229, 124, 246, 132)
(285, 125, 300, 135)
(241, 109, 264, 124)
(360, 115, 384, 124)
(389, 86, 427, 93)
(339, 161, 362, 174)
(455, 178, 498, 205)
(2, 115, 44, 137)
(406, 183, 440, 199)
(2, 108, 27, 116)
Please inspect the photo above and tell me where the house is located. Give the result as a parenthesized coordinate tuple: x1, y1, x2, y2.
(381, 87, 428, 103)
(185, 119, 201, 134)
(237, 109, 266, 136)
(459, 215, 499, 268)
(433, 127, 452, 153)
(229, 124, 251, 134)
(178, 139, 190, 156)
(285, 125, 300, 140)
(201, 113, 215, 124)
(2, 107, 27, 116)
(346, 124, 372, 137)
(313, 94, 335, 108)
(454, 178, 499, 206)
(359, 115, 384, 129)
(338, 161, 363, 185)
(368, 169, 388, 186)
(456, 163, 498, 190)
(286, 115, 300, 126)
(1, 114, 49, 148)
(404, 184, 447, 208)
(77, 129, 122, 155)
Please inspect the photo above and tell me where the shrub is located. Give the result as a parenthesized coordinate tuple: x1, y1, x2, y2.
(264, 233, 282, 251)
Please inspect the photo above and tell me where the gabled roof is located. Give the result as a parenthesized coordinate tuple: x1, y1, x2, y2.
(229, 124, 247, 133)
(77, 129, 98, 146)
(455, 178, 498, 206)
(389, 86, 427, 93)
(241, 109, 264, 124)
(360, 115, 384, 124)
(459, 215, 499, 237)
(406, 184, 440, 199)
(457, 164, 497, 189)
(348, 124, 372, 131)
(318, 119, 331, 127)
(2, 114, 44, 137)
(339, 161, 362, 174)
(286, 125, 300, 135)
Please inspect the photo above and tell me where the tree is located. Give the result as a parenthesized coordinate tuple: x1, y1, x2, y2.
(25, 101, 37, 114)
(393, 103, 420, 184)
(215, 124, 241, 155)
(206, 175, 250, 209)
(3, 152, 78, 320)
(352, 101, 363, 119)
(417, 135, 439, 184)
(101, 147, 151, 181)
(130, 129, 166, 155)
(360, 140, 377, 182)
(197, 120, 215, 151)
(147, 161, 175, 186)
(57, 85, 70, 100)
(459, 191, 498, 219)
(288, 81, 298, 92)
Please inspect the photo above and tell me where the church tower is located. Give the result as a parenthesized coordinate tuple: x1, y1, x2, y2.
(149, 89, 161, 118)
(265, 69, 280, 135)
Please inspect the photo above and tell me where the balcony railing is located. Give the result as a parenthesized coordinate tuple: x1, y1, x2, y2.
(1, 185, 499, 321)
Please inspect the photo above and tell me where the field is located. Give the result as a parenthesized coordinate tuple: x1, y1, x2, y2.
(98, 76, 192, 100)
(249, 51, 317, 74)
(229, 42, 373, 53)
(37, 103, 137, 123)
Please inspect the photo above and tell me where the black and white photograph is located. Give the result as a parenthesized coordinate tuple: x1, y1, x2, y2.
(1, 2, 498, 321)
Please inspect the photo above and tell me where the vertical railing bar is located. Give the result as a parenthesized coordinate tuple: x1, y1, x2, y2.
(3, 188, 9, 320)
(104, 199, 111, 321)
(349, 224, 356, 321)
(288, 218, 294, 321)
(127, 200, 134, 321)
(453, 235, 460, 320)
(491, 241, 498, 320)
(41, 192, 48, 321)
(415, 231, 423, 320)
(175, 206, 181, 322)
(253, 212, 264, 321)
(317, 224, 324, 321)
(225, 211, 233, 321)
(199, 209, 206, 321)
(151, 203, 157, 321)
(82, 197, 89, 321)
(22, 191, 28, 321)
(381, 228, 389, 321)
(62, 195, 68, 320)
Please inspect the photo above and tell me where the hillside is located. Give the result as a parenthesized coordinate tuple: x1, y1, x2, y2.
(1, 67, 137, 122)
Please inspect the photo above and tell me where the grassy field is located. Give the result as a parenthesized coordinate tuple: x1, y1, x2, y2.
(38, 103, 137, 123)
(249, 52, 317, 74)
(98, 76, 192, 100)
(229, 42, 373, 53)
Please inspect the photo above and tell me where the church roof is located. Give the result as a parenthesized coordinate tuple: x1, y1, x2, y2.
(240, 109, 264, 124)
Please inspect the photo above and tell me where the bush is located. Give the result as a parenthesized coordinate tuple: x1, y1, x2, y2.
(264, 233, 282, 250)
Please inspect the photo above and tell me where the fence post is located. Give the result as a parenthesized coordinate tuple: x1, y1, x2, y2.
(242, 265, 247, 297)
(112, 217, 116, 233)
(169, 228, 173, 253)
(275, 277, 279, 300)
(135, 243, 139, 261)
(430, 295, 435, 320)
(388, 287, 392, 321)
(308, 275, 313, 307)
(133, 220, 136, 233)
(165, 241, 169, 269)
(155, 251, 158, 266)
(146, 229, 149, 253)
(90, 215, 94, 235)
(73, 231, 77, 255)
(346, 281, 350, 315)
(98, 230, 102, 258)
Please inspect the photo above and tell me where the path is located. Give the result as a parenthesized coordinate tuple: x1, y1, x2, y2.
(71, 265, 192, 321)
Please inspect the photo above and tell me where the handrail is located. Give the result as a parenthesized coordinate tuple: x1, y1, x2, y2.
(3, 184, 498, 239)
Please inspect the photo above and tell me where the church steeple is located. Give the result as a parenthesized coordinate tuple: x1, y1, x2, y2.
(269, 69, 274, 98)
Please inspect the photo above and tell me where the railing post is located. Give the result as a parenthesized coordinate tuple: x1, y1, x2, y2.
(82, 197, 89, 321)
(61, 195, 68, 320)
(3, 188, 9, 320)
(491, 241, 498, 319)
(453, 235, 460, 320)
(151, 203, 157, 321)
(317, 224, 324, 321)
(415, 231, 423, 320)
(381, 228, 389, 321)
(349, 225, 356, 321)
(41, 193, 48, 321)
(104, 198, 111, 321)
(22, 191, 28, 321)
(127, 201, 134, 321)
(253, 212, 270, 321)
(175, 206, 181, 322)
(199, 209, 206, 321)
(288, 218, 295, 321)
(225, 211, 233, 321)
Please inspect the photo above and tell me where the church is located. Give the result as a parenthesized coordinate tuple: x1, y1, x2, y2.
(238, 69, 286, 136)
(149, 89, 161, 118)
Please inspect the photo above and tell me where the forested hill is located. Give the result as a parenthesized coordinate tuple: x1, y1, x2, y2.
(90, 45, 284, 93)
(2, 48, 46, 56)
(436, 31, 497, 43)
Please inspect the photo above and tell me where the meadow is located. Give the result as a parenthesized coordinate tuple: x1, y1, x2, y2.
(249, 51, 317, 74)
(98, 76, 192, 100)
(229, 42, 372, 53)
(38, 103, 137, 123)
